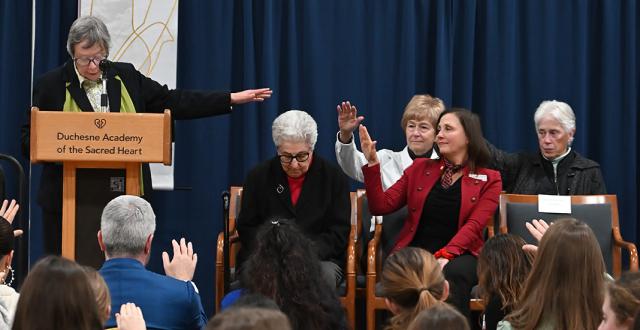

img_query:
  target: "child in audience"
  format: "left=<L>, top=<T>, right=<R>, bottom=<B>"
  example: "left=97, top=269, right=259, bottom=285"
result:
left=499, top=218, right=606, bottom=330
left=239, top=219, right=347, bottom=330
left=408, top=303, right=470, bottom=330
left=207, top=307, right=291, bottom=330
left=477, top=234, right=534, bottom=330
left=599, top=271, right=640, bottom=330
left=381, top=247, right=449, bottom=330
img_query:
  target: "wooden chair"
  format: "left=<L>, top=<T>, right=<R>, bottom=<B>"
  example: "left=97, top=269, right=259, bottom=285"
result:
left=360, top=191, right=495, bottom=330
left=499, top=193, right=638, bottom=277
left=214, top=187, right=360, bottom=329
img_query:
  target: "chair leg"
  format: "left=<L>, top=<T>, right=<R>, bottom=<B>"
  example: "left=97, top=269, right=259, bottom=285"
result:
left=366, top=300, right=376, bottom=330
left=347, top=305, right=355, bottom=330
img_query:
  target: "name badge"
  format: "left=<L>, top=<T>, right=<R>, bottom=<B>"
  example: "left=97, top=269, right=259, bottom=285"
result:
left=469, top=173, right=487, bottom=181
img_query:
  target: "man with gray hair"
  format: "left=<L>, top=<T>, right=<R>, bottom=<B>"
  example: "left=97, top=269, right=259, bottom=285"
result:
left=21, top=15, right=272, bottom=257
left=98, top=195, right=206, bottom=330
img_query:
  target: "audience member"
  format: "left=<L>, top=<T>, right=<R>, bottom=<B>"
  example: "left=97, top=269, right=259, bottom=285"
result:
left=98, top=195, right=205, bottom=329
left=407, top=303, right=470, bottom=330
left=239, top=219, right=348, bottom=330
left=361, top=108, right=501, bottom=317
left=499, top=218, right=606, bottom=329
left=237, top=110, right=351, bottom=288
left=0, top=200, right=19, bottom=328
left=477, top=234, right=534, bottom=330
left=84, top=266, right=112, bottom=325
left=381, top=247, right=449, bottom=330
left=12, top=255, right=103, bottom=330
left=489, top=100, right=606, bottom=195
left=206, top=307, right=291, bottom=330
left=599, top=271, right=640, bottom=330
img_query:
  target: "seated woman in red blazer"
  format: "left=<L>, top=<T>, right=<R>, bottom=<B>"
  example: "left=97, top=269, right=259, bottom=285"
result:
left=360, top=108, right=502, bottom=318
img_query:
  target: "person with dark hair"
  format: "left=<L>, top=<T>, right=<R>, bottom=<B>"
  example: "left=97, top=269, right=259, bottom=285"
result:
left=21, top=15, right=272, bottom=256
left=236, top=110, right=351, bottom=288
left=360, top=108, right=502, bottom=318
left=206, top=307, right=291, bottom=330
left=0, top=200, right=19, bottom=328
left=408, top=304, right=470, bottom=330
left=600, top=271, right=640, bottom=330
left=477, top=234, right=534, bottom=330
left=381, top=247, right=449, bottom=330
left=239, top=219, right=348, bottom=330
left=229, top=293, right=281, bottom=311
left=499, top=218, right=607, bottom=330
left=12, top=255, right=103, bottom=330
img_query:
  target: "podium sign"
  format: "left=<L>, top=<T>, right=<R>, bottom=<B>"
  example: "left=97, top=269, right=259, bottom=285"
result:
left=30, top=108, right=171, bottom=262
left=30, top=110, right=171, bottom=164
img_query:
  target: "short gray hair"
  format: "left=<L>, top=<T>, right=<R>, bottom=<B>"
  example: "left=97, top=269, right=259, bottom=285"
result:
left=100, top=195, right=156, bottom=257
left=271, top=110, right=318, bottom=150
left=67, top=16, right=111, bottom=57
left=534, top=100, right=576, bottom=143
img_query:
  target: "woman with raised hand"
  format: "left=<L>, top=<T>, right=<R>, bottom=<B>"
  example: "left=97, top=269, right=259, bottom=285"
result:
left=361, top=108, right=502, bottom=318
left=499, top=218, right=607, bottom=330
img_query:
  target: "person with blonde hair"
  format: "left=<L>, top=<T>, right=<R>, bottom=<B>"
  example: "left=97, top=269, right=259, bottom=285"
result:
left=336, top=95, right=445, bottom=189
left=499, top=218, right=607, bottom=330
left=408, top=303, right=470, bottom=330
left=381, top=247, right=449, bottom=330
left=599, top=271, right=640, bottom=330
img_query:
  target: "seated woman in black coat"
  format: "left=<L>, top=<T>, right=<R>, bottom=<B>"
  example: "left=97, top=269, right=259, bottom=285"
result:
left=236, top=110, right=351, bottom=288
left=489, top=100, right=606, bottom=195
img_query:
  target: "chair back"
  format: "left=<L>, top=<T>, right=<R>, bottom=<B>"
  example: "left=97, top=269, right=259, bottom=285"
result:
left=358, top=192, right=407, bottom=270
left=500, top=194, right=616, bottom=273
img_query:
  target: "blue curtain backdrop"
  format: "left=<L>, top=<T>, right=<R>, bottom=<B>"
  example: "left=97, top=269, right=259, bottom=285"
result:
left=0, top=0, right=636, bottom=316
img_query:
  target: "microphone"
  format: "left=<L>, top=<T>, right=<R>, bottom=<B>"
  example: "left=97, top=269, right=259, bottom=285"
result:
left=99, top=59, right=112, bottom=72
left=99, top=59, right=111, bottom=112
left=221, top=190, right=231, bottom=293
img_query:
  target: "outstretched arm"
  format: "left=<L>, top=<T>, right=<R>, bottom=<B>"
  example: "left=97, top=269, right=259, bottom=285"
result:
left=230, top=88, right=273, bottom=104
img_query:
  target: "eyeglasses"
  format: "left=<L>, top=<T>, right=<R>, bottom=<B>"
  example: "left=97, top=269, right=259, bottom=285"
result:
left=74, top=55, right=107, bottom=67
left=278, top=152, right=310, bottom=164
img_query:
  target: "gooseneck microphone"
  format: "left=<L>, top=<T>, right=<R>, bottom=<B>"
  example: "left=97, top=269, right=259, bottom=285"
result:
left=99, top=59, right=112, bottom=112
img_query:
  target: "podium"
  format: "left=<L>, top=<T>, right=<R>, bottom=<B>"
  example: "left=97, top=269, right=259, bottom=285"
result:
left=30, top=108, right=171, bottom=263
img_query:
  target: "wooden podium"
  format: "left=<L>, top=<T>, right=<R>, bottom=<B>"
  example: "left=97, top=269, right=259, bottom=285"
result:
left=30, top=108, right=171, bottom=261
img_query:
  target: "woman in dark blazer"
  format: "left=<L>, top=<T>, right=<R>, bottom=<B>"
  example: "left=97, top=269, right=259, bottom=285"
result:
left=360, top=108, right=502, bottom=318
left=236, top=110, right=351, bottom=288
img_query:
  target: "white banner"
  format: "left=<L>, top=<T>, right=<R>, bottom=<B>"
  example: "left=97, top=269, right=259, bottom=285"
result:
left=79, top=0, right=179, bottom=190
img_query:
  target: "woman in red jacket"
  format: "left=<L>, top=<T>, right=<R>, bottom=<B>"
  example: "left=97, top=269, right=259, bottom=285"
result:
left=360, top=108, right=502, bottom=318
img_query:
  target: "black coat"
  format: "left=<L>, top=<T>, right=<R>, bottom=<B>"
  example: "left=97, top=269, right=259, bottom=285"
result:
left=22, top=60, right=231, bottom=211
left=236, top=155, right=351, bottom=266
left=489, top=143, right=606, bottom=195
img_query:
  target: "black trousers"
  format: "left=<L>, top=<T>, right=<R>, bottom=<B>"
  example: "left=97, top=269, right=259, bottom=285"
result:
left=443, top=254, right=478, bottom=319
